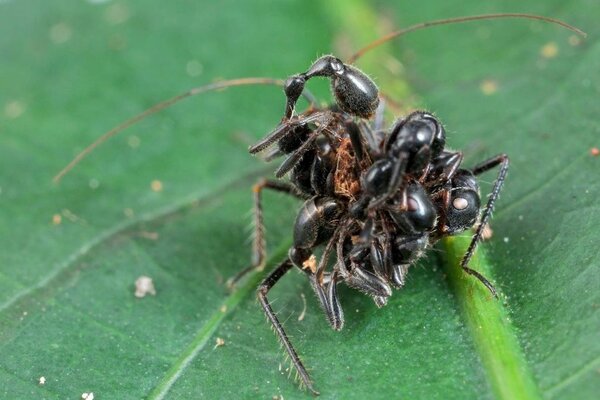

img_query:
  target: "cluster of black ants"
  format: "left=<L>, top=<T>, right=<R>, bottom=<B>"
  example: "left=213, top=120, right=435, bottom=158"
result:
left=54, top=13, right=585, bottom=396
left=244, top=55, right=508, bottom=394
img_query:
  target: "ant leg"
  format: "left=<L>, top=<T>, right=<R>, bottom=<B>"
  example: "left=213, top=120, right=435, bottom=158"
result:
left=336, top=230, right=393, bottom=301
left=373, top=99, right=386, bottom=132
left=368, top=151, right=409, bottom=210
left=226, top=179, right=306, bottom=289
left=310, top=231, right=345, bottom=330
left=460, top=154, right=510, bottom=298
left=346, top=121, right=366, bottom=163
left=249, top=111, right=328, bottom=154
left=358, top=120, right=382, bottom=155
left=257, top=258, right=319, bottom=396
left=309, top=272, right=344, bottom=331
left=275, top=119, right=330, bottom=177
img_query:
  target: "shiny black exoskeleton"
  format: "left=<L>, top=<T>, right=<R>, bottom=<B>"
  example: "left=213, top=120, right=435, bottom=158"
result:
left=50, top=11, right=582, bottom=396
left=244, top=57, right=510, bottom=395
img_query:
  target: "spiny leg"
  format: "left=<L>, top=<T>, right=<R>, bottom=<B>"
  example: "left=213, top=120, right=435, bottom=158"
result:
left=226, top=178, right=306, bottom=289
left=275, top=119, right=330, bottom=178
left=358, top=120, right=382, bottom=156
left=461, top=154, right=510, bottom=297
left=257, top=258, right=319, bottom=396
left=248, top=111, right=329, bottom=154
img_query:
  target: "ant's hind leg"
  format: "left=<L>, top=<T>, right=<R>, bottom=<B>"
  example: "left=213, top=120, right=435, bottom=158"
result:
left=226, top=178, right=306, bottom=290
left=460, top=154, right=510, bottom=298
left=258, top=258, right=319, bottom=396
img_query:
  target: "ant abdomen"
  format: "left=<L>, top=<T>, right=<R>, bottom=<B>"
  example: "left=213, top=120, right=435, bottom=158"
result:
left=329, top=62, right=379, bottom=118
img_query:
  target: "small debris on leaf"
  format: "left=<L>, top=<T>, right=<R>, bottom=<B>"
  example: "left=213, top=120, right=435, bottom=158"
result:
left=214, top=337, right=225, bottom=349
left=302, top=254, right=317, bottom=273
left=479, top=79, right=498, bottom=95
left=52, top=214, right=62, bottom=225
left=38, top=376, right=46, bottom=385
left=81, top=393, right=94, bottom=400
left=540, top=42, right=559, bottom=58
left=151, top=180, right=163, bottom=192
left=569, top=35, right=582, bottom=46
left=134, top=276, right=156, bottom=298
left=4, top=100, right=26, bottom=119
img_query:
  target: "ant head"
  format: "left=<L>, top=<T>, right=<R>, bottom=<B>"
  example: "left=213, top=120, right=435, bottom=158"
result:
left=388, top=182, right=437, bottom=234
left=304, top=55, right=380, bottom=119
left=386, top=112, right=446, bottom=159
left=442, top=170, right=481, bottom=234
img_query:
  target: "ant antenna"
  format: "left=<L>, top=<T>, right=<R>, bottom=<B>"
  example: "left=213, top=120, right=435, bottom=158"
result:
left=53, top=77, right=309, bottom=183
left=348, top=13, right=586, bottom=63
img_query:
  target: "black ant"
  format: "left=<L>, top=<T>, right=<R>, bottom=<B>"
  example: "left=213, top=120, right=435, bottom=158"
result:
left=53, top=13, right=585, bottom=396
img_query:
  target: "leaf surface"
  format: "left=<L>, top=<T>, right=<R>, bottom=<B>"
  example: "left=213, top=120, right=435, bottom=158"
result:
left=0, top=0, right=598, bottom=399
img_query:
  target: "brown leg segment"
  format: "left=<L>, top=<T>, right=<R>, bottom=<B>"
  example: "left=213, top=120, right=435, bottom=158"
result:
left=226, top=178, right=304, bottom=289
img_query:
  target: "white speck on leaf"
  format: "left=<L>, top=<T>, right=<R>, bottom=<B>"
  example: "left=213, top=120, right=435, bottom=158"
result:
left=134, top=276, right=156, bottom=298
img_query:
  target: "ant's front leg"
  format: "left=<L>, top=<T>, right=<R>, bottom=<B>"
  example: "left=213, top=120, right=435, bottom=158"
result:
left=460, top=154, right=510, bottom=298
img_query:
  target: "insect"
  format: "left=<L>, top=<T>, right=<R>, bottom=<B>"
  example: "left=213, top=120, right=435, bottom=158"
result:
left=53, top=13, right=585, bottom=396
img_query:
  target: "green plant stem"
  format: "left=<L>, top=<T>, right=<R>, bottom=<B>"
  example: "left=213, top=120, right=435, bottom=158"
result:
left=147, top=243, right=291, bottom=400
left=442, top=235, right=542, bottom=400
left=324, top=1, right=543, bottom=399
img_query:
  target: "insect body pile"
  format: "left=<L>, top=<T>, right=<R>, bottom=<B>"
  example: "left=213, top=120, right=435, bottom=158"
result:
left=246, top=55, right=508, bottom=394
left=53, top=13, right=585, bottom=397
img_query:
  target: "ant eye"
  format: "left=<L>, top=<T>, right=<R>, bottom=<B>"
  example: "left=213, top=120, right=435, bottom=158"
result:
left=452, top=197, right=469, bottom=210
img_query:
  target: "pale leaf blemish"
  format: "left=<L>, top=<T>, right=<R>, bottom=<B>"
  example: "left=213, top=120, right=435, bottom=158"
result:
left=105, top=3, right=130, bottom=25
left=49, top=22, right=72, bottom=44
left=186, top=60, right=204, bottom=77
left=88, top=178, right=100, bottom=190
left=151, top=180, right=163, bottom=192
left=52, top=214, right=62, bottom=225
left=128, top=135, right=141, bottom=149
left=480, top=80, right=498, bottom=96
left=568, top=35, right=582, bottom=47
left=4, top=100, right=26, bottom=119
left=540, top=42, right=559, bottom=59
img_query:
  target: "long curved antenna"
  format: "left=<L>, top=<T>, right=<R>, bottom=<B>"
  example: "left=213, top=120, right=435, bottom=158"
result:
left=53, top=77, right=307, bottom=183
left=348, top=13, right=586, bottom=64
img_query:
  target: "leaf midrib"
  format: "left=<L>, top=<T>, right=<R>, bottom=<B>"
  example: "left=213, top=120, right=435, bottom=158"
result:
left=324, top=2, right=544, bottom=400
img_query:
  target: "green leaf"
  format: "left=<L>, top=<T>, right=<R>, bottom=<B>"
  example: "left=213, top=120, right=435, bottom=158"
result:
left=1, top=1, right=598, bottom=399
